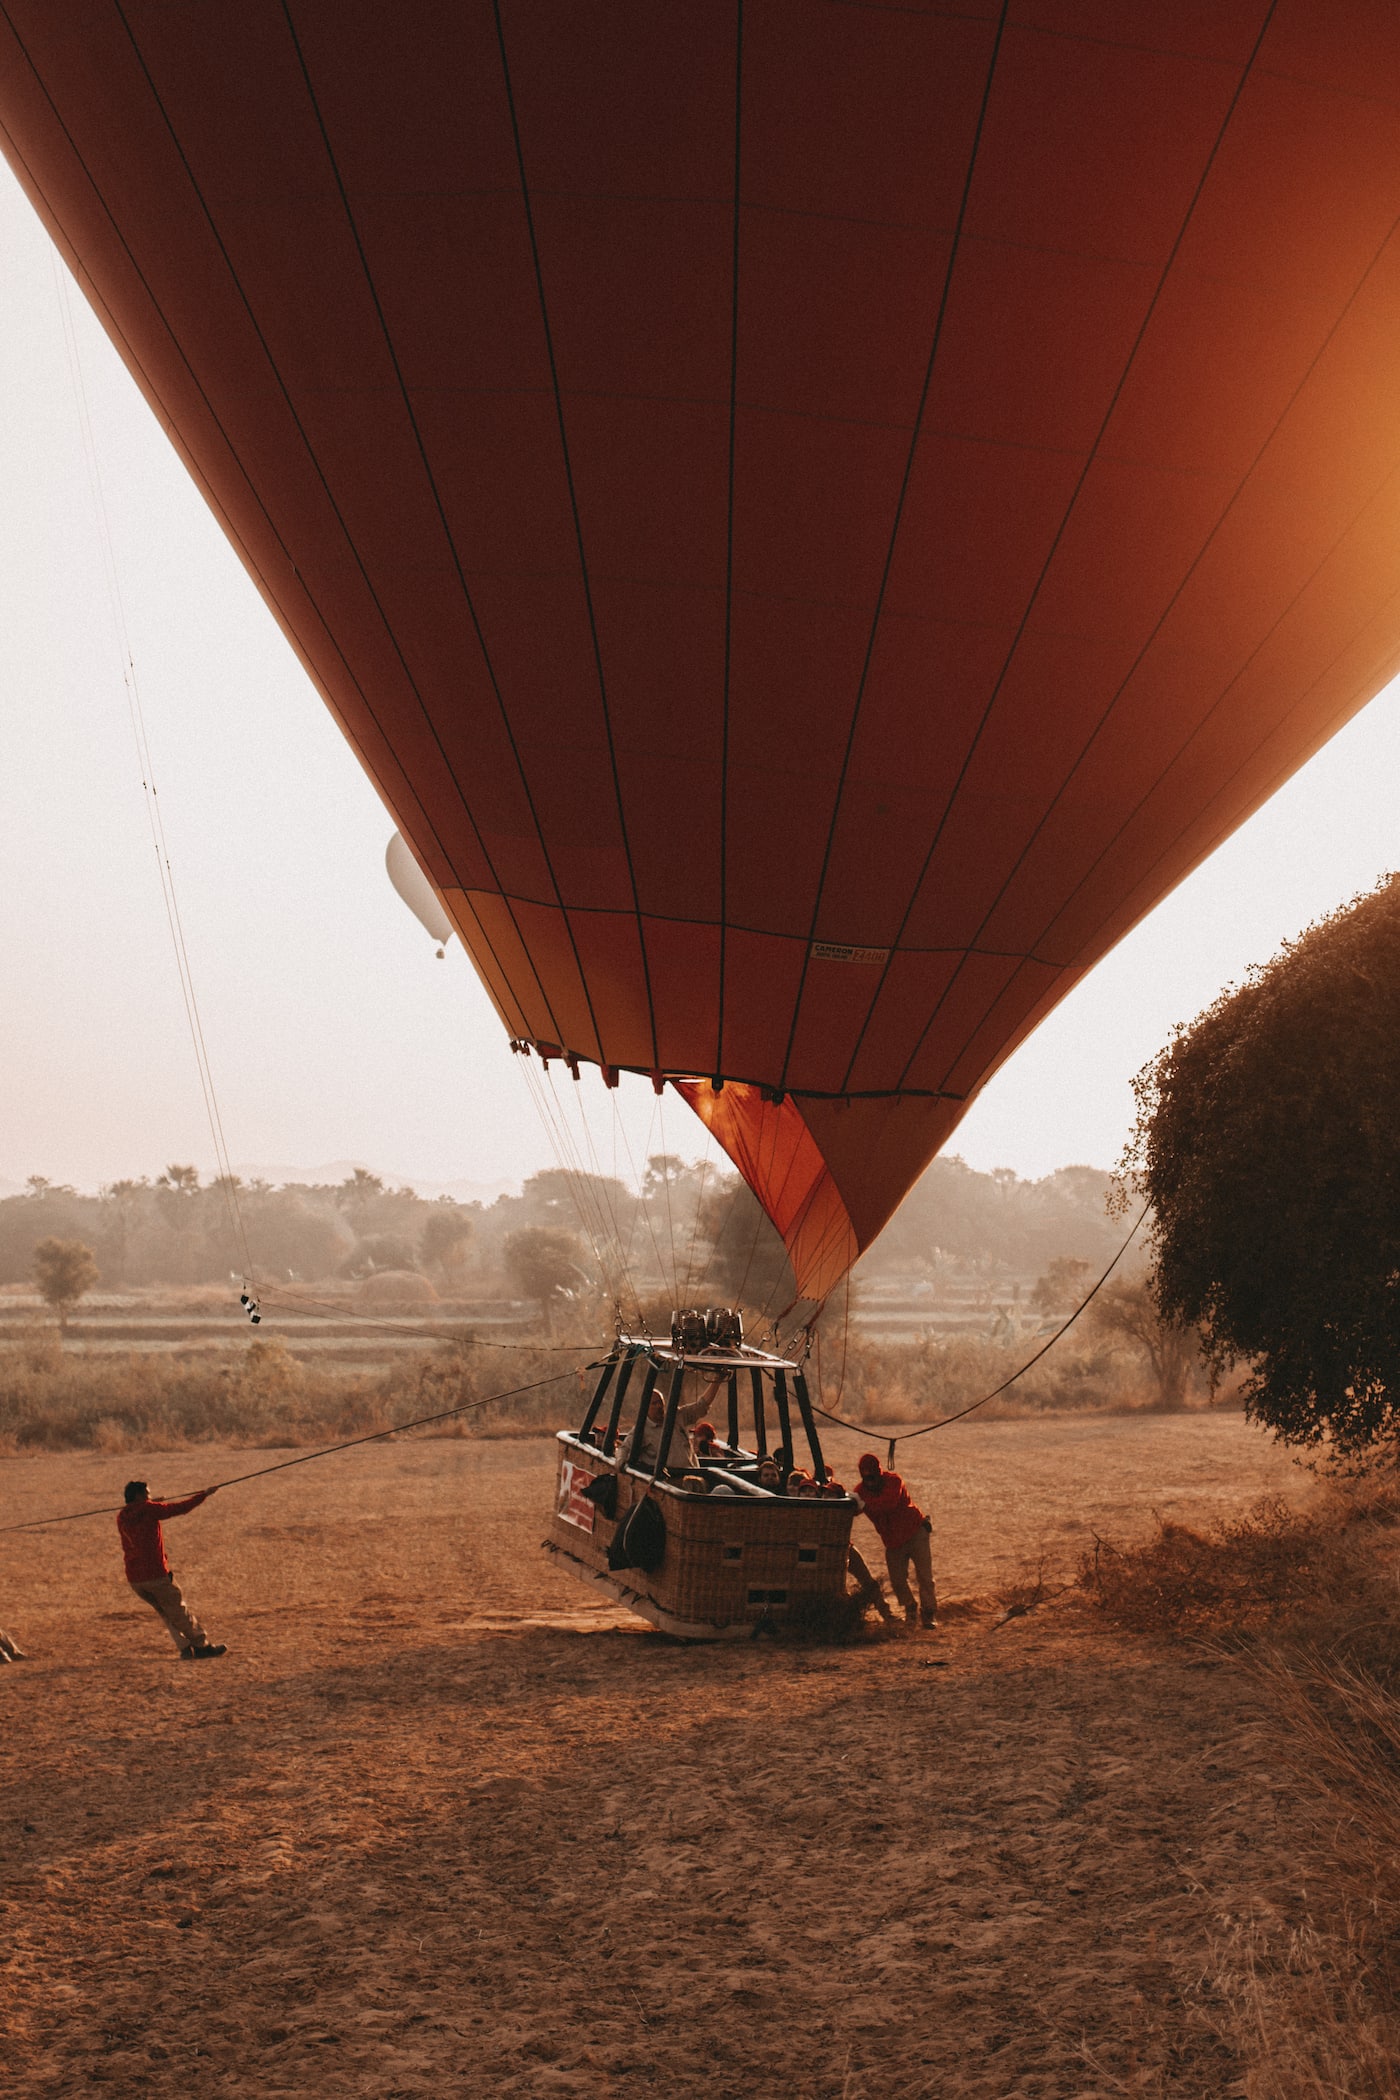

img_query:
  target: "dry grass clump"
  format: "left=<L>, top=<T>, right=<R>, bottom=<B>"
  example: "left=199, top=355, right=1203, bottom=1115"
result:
left=1085, top=1465, right=1400, bottom=2097
left=829, top=1327, right=1207, bottom=1426
left=0, top=1335, right=582, bottom=1453
left=1078, top=1495, right=1326, bottom=1635
left=1208, top=1642, right=1400, bottom=2098
left=1079, top=1478, right=1400, bottom=1639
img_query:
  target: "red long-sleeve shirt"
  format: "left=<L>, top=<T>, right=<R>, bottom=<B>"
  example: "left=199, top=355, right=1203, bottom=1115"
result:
left=117, top=1492, right=208, bottom=1585
left=854, top=1470, right=927, bottom=1552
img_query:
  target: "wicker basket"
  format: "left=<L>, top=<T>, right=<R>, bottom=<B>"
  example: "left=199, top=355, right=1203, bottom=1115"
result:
left=548, top=1433, right=856, bottom=1631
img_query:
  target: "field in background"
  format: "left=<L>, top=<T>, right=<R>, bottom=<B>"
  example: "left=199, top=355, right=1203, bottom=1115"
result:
left=0, top=1283, right=533, bottom=1372
left=0, top=1282, right=1227, bottom=1455
left=2, top=1413, right=1333, bottom=2098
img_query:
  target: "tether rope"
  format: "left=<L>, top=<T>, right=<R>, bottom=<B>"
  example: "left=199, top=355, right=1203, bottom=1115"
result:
left=809, top=1201, right=1151, bottom=1454
left=0, top=1363, right=591, bottom=1536
left=53, top=262, right=256, bottom=1287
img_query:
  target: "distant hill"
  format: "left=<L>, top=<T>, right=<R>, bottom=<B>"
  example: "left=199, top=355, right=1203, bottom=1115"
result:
left=232, top=1162, right=518, bottom=1205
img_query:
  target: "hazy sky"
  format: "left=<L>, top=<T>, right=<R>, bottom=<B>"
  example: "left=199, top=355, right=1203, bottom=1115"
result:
left=4, top=159, right=1400, bottom=1201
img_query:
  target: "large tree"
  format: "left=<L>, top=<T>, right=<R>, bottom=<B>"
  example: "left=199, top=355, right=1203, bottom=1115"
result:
left=1124, top=875, right=1400, bottom=1452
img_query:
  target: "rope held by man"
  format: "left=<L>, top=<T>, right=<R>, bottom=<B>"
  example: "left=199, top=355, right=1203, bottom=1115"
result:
left=0, top=1362, right=595, bottom=1536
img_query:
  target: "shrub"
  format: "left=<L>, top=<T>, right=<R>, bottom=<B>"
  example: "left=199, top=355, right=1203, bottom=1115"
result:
left=1078, top=1496, right=1328, bottom=1635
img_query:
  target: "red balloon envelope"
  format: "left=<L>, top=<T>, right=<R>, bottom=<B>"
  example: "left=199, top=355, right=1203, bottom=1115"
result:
left=6, top=3, right=1400, bottom=1296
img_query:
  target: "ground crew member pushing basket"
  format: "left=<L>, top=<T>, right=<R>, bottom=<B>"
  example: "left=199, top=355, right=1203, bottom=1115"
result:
left=853, top=1453, right=937, bottom=1629
left=118, top=1481, right=226, bottom=1659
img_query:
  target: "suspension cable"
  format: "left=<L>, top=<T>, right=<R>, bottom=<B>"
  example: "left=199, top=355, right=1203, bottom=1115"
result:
left=52, top=261, right=255, bottom=1283
left=808, top=1201, right=1152, bottom=1451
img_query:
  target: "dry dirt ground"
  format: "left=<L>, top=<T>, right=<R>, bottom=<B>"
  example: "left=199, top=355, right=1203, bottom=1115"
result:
left=2, top=1413, right=1311, bottom=2098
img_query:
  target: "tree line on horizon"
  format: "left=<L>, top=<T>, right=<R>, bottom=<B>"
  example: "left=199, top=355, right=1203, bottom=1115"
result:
left=0, top=1151, right=1127, bottom=1310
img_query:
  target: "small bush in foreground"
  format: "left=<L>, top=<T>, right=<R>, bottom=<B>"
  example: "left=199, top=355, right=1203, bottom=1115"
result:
left=1078, top=1496, right=1329, bottom=1635
left=1080, top=1481, right=1400, bottom=1639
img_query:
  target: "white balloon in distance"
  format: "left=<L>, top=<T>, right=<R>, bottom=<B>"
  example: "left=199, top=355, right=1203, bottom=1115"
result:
left=385, top=832, right=453, bottom=957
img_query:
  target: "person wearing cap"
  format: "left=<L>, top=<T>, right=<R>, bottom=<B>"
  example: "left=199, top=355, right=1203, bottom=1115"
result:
left=118, top=1481, right=226, bottom=1660
left=853, top=1453, right=937, bottom=1629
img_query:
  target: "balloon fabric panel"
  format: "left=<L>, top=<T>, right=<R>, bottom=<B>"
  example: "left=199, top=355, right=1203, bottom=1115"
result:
left=6, top=4, right=1400, bottom=1296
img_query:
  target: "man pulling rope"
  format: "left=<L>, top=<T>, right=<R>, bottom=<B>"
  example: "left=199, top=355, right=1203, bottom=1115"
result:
left=118, top=1480, right=227, bottom=1661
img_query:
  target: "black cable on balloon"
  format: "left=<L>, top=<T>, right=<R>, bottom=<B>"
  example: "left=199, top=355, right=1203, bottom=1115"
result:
left=808, top=1201, right=1151, bottom=1455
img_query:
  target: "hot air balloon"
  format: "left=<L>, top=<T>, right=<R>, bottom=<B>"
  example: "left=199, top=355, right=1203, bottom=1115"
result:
left=385, top=830, right=453, bottom=956
left=4, top=1, right=1400, bottom=1319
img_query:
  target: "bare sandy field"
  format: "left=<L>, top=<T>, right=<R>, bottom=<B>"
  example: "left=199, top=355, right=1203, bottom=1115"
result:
left=2, top=1413, right=1311, bottom=2097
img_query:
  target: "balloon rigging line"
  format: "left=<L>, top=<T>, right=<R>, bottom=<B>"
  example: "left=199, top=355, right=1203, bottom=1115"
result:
left=732, top=1182, right=772, bottom=1314
left=807, top=1201, right=1152, bottom=1449
left=656, top=1086, right=681, bottom=1299
left=52, top=263, right=255, bottom=1287
left=520, top=1059, right=609, bottom=1281
left=520, top=1060, right=621, bottom=1310
left=558, top=1066, right=636, bottom=1305
left=518, top=1057, right=647, bottom=1326
left=679, top=1114, right=721, bottom=1309
left=604, top=1082, right=672, bottom=1320
left=3, top=1206, right=1147, bottom=1540
left=551, top=1065, right=645, bottom=1318
left=0, top=1363, right=588, bottom=1537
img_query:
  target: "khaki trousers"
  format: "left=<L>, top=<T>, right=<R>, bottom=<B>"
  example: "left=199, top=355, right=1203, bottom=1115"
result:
left=885, top=1524, right=937, bottom=1620
left=131, top=1575, right=209, bottom=1653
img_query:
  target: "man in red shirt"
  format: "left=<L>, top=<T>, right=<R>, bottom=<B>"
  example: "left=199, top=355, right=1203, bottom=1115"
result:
left=853, top=1453, right=937, bottom=1629
left=118, top=1480, right=226, bottom=1659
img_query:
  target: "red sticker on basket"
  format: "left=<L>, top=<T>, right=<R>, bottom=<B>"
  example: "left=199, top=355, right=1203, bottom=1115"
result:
left=557, top=1459, right=597, bottom=1532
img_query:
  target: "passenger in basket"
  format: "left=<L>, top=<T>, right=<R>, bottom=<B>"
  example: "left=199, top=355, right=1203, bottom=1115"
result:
left=692, top=1420, right=723, bottom=1459
left=852, top=1453, right=937, bottom=1629
left=756, top=1459, right=783, bottom=1493
left=118, top=1481, right=227, bottom=1659
left=626, top=1390, right=700, bottom=1470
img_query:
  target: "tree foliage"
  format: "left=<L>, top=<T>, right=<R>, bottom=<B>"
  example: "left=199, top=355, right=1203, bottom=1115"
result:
left=694, top=1179, right=794, bottom=1316
left=418, top=1203, right=475, bottom=1280
left=1124, top=876, right=1400, bottom=1451
left=31, top=1237, right=99, bottom=1333
left=1086, top=1277, right=1201, bottom=1411
left=1032, top=1256, right=1095, bottom=1317
left=503, top=1226, right=589, bottom=1319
